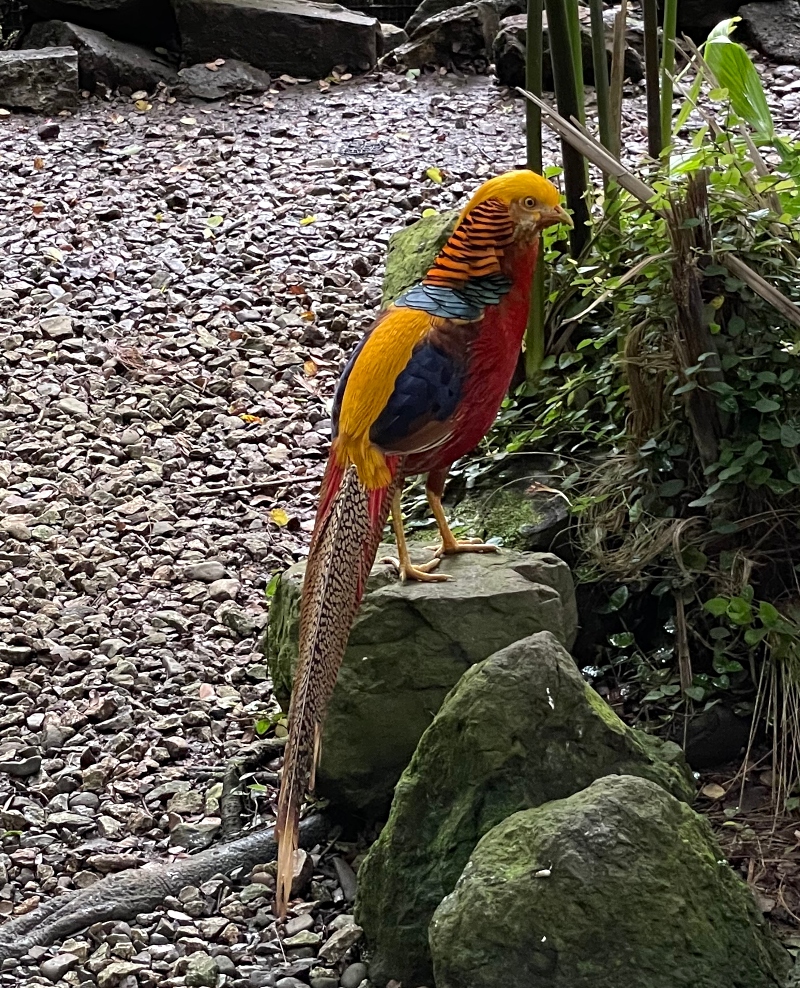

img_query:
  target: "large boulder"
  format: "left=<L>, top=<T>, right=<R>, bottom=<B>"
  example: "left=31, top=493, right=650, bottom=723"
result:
left=493, top=7, right=644, bottom=92
left=265, top=549, right=577, bottom=819
left=23, top=0, right=177, bottom=50
left=430, top=775, right=790, bottom=988
left=19, top=21, right=177, bottom=92
left=405, top=0, right=520, bottom=37
left=738, top=0, right=800, bottom=66
left=177, top=58, right=271, bottom=99
left=355, top=633, right=694, bottom=988
left=0, top=47, right=78, bottom=113
left=392, top=0, right=510, bottom=69
left=381, top=209, right=457, bottom=306
left=173, top=0, right=379, bottom=78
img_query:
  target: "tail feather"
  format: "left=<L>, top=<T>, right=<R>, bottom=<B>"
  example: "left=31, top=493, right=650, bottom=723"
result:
left=275, top=458, right=398, bottom=916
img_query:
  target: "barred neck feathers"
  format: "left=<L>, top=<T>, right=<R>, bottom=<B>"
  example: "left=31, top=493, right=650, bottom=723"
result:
left=423, top=198, right=515, bottom=289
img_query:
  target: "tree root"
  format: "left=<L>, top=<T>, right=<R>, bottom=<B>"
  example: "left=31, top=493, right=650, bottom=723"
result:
left=0, top=813, right=328, bottom=961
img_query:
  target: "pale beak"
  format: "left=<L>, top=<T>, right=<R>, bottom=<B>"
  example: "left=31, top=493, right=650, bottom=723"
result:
left=539, top=204, right=573, bottom=229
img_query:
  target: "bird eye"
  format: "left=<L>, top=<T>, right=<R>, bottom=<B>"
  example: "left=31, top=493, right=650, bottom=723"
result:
left=523, top=196, right=537, bottom=209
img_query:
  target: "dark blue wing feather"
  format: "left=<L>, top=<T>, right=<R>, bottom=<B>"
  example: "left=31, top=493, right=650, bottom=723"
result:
left=394, top=272, right=511, bottom=320
left=369, top=341, right=463, bottom=450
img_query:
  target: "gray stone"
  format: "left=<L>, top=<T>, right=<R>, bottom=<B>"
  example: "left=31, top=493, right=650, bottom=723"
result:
left=430, top=776, right=790, bottom=988
left=266, top=548, right=577, bottom=819
left=184, top=559, right=227, bottom=582
left=0, top=754, right=41, bottom=777
left=739, top=0, right=800, bottom=66
left=40, top=953, right=80, bottom=982
left=355, top=632, right=694, bottom=988
left=207, top=577, right=240, bottom=601
left=25, top=0, right=178, bottom=49
left=404, top=0, right=519, bottom=35
left=57, top=395, right=89, bottom=418
left=394, top=0, right=508, bottom=69
left=493, top=8, right=643, bottom=92
left=185, top=953, right=219, bottom=987
left=173, top=0, right=379, bottom=79
left=0, top=47, right=78, bottom=113
left=340, top=962, right=368, bottom=988
left=19, top=21, right=177, bottom=92
left=39, top=315, right=74, bottom=340
left=379, top=22, right=408, bottom=55
left=177, top=58, right=272, bottom=99
left=169, top=820, right=220, bottom=850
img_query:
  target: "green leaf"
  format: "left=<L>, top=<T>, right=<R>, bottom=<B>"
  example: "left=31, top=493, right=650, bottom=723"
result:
left=726, top=597, right=753, bottom=626
left=265, top=572, right=280, bottom=598
left=788, top=468, right=800, bottom=485
left=643, top=689, right=665, bottom=702
left=744, top=627, right=766, bottom=645
left=206, top=214, right=225, bottom=227
left=759, top=601, right=781, bottom=627
left=754, top=397, right=780, bottom=413
left=658, top=479, right=684, bottom=497
left=598, top=585, right=629, bottom=613
left=684, top=685, right=706, bottom=701
left=704, top=597, right=729, bottom=616
left=703, top=21, right=775, bottom=137
left=255, top=718, right=270, bottom=736
left=609, top=632, right=635, bottom=648
left=781, top=424, right=800, bottom=447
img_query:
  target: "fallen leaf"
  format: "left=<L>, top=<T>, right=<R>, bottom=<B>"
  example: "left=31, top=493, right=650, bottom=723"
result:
left=180, top=116, right=197, bottom=126
left=239, top=414, right=262, bottom=424
left=134, top=100, right=152, bottom=113
left=42, top=246, right=63, bottom=263
left=701, top=783, right=726, bottom=800
left=279, top=74, right=298, bottom=84
left=288, top=284, right=305, bottom=295
left=31, top=202, right=44, bottom=215
left=300, top=311, right=315, bottom=321
left=304, top=359, right=318, bottom=377
left=206, top=214, right=224, bottom=227
left=422, top=207, right=437, bottom=218
left=33, top=157, right=44, bottom=170
left=426, top=166, right=444, bottom=184
left=300, top=216, right=316, bottom=226
left=270, top=508, right=290, bottom=527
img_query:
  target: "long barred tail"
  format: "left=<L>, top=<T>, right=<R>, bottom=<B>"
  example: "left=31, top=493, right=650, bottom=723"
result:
left=275, top=458, right=398, bottom=918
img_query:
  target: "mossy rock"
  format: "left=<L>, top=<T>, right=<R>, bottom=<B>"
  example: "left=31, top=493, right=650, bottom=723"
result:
left=264, top=548, right=576, bottom=820
left=381, top=209, right=458, bottom=307
left=454, top=485, right=570, bottom=553
left=355, top=632, right=695, bottom=988
left=430, top=775, right=790, bottom=988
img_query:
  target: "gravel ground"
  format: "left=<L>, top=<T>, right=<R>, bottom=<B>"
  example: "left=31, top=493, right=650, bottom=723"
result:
left=0, top=55, right=798, bottom=988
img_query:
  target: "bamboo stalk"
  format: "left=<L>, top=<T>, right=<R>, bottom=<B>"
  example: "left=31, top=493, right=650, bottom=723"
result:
left=642, top=0, right=663, bottom=159
left=588, top=0, right=612, bottom=151
left=565, top=0, right=585, bottom=124
left=659, top=0, right=678, bottom=154
left=525, top=0, right=546, bottom=379
left=544, top=0, right=589, bottom=254
left=608, top=0, right=627, bottom=158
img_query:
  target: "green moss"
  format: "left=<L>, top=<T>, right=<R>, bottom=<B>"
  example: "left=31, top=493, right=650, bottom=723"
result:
left=456, top=488, right=547, bottom=550
left=381, top=210, right=458, bottom=307
left=431, top=776, right=790, bottom=988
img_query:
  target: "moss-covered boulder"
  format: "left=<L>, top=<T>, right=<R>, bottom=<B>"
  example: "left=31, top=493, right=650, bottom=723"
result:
left=355, top=632, right=694, bottom=988
left=430, top=775, right=790, bottom=988
left=381, top=209, right=458, bottom=307
left=265, top=547, right=576, bottom=820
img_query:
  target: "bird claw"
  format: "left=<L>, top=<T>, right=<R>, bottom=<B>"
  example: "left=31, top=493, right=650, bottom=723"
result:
left=426, top=539, right=500, bottom=558
left=381, top=555, right=451, bottom=583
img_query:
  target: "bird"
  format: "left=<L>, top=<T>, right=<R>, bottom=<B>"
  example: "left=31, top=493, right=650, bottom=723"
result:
left=274, top=169, right=572, bottom=916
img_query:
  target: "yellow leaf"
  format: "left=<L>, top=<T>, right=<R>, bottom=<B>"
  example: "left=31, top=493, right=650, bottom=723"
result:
left=42, top=246, right=63, bottom=262
left=134, top=100, right=152, bottom=112
left=270, top=508, right=290, bottom=526
left=33, top=157, right=44, bottom=170
left=701, top=783, right=726, bottom=800
left=422, top=207, right=437, bottom=218
left=304, top=359, right=318, bottom=376
left=300, top=215, right=316, bottom=226
left=206, top=214, right=224, bottom=227
left=300, top=311, right=315, bottom=322
left=426, top=167, right=444, bottom=184
left=239, top=413, right=262, bottom=424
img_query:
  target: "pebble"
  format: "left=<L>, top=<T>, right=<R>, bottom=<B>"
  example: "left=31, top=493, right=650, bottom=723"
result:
left=340, top=963, right=368, bottom=988
left=185, top=953, right=220, bottom=987
left=184, top=560, right=228, bottom=583
left=39, top=953, right=80, bottom=982
left=56, top=396, right=89, bottom=418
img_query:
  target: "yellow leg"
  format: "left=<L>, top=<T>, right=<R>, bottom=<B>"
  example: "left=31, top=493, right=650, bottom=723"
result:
left=382, top=489, right=450, bottom=583
left=427, top=489, right=499, bottom=558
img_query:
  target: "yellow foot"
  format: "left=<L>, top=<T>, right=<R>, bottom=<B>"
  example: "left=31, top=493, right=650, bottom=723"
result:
left=381, top=555, right=451, bottom=583
left=427, top=538, right=500, bottom=558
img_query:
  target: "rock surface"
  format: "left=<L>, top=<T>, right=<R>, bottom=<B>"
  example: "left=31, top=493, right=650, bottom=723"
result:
left=739, top=0, right=800, bottom=66
left=381, top=209, right=458, bottom=306
left=394, top=0, right=507, bottom=69
left=174, top=0, right=380, bottom=79
left=493, top=8, right=644, bottom=92
left=19, top=21, right=177, bottom=93
left=177, top=58, right=272, bottom=99
left=405, top=0, right=520, bottom=36
left=356, top=633, right=694, bottom=987
left=0, top=47, right=79, bottom=113
left=380, top=22, right=409, bottom=55
left=266, top=550, right=577, bottom=818
left=25, top=0, right=178, bottom=48
left=430, top=775, right=789, bottom=988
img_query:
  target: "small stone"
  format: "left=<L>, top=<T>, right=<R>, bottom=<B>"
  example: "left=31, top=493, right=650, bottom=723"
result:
left=40, top=315, right=73, bottom=340
left=164, top=736, right=189, bottom=759
left=38, top=121, right=60, bottom=139
left=96, top=960, right=141, bottom=987
left=275, top=979, right=306, bottom=988
left=184, top=560, right=227, bottom=582
left=240, top=882, right=270, bottom=904
left=310, top=979, right=338, bottom=988
left=169, top=821, right=220, bottom=850
left=340, top=962, right=368, bottom=988
left=57, top=396, right=89, bottom=418
left=0, top=754, right=41, bottom=777
left=283, top=930, right=322, bottom=948
left=40, top=953, right=80, bottom=982
left=284, top=914, right=314, bottom=937
left=185, top=952, right=219, bottom=987
left=318, top=924, right=363, bottom=964
left=167, top=789, right=204, bottom=814
left=207, top=577, right=240, bottom=601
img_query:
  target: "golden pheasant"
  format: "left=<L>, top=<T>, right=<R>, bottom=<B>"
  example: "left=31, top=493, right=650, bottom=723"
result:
left=275, top=170, right=571, bottom=915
